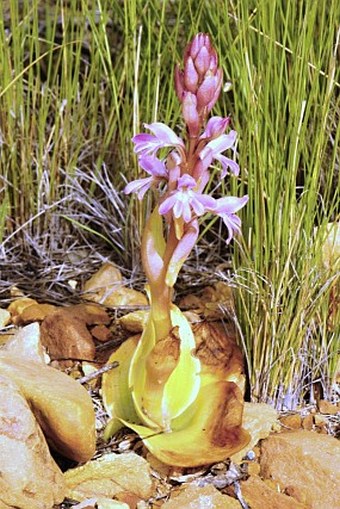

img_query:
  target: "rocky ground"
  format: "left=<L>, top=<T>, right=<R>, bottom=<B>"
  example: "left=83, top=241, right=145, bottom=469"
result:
left=0, top=262, right=339, bottom=509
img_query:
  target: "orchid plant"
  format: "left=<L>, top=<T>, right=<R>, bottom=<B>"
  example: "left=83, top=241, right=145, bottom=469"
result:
left=102, top=33, right=250, bottom=467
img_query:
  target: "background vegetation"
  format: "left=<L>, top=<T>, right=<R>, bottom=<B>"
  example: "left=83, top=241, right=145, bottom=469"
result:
left=0, top=0, right=339, bottom=406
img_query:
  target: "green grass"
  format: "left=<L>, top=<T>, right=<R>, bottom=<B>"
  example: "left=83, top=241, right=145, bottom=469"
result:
left=0, top=0, right=339, bottom=406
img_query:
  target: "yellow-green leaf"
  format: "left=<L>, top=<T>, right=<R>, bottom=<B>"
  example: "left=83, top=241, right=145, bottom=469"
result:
left=129, top=317, right=161, bottom=428
left=122, top=381, right=250, bottom=467
left=102, top=336, right=140, bottom=438
left=161, top=305, right=201, bottom=424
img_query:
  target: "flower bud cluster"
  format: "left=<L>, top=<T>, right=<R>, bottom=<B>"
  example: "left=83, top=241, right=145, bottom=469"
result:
left=125, top=33, right=248, bottom=246
left=174, top=33, right=223, bottom=136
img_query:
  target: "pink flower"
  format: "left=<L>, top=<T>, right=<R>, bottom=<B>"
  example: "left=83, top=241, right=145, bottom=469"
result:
left=132, top=122, right=184, bottom=157
left=199, top=130, right=239, bottom=177
left=159, top=174, right=215, bottom=223
left=212, top=195, right=249, bottom=243
left=200, top=116, right=230, bottom=139
left=124, top=156, right=168, bottom=200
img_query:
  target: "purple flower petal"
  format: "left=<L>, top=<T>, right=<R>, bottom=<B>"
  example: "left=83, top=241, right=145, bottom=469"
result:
left=202, top=131, right=237, bottom=155
left=124, top=176, right=153, bottom=200
left=138, top=155, right=168, bottom=178
left=214, top=195, right=249, bottom=214
left=212, top=195, right=248, bottom=244
left=159, top=194, right=178, bottom=216
left=159, top=175, right=216, bottom=224
left=144, top=122, right=184, bottom=147
left=216, top=155, right=240, bottom=177
left=222, top=214, right=242, bottom=244
left=177, top=174, right=197, bottom=189
left=200, top=116, right=230, bottom=139
left=132, top=123, right=184, bottom=157
left=198, top=130, right=239, bottom=178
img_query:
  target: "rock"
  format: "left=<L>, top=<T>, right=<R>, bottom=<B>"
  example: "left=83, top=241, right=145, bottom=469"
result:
left=0, top=308, right=11, bottom=329
left=7, top=297, right=38, bottom=324
left=240, top=476, right=308, bottom=509
left=119, top=310, right=149, bottom=332
left=40, top=304, right=110, bottom=361
left=83, top=262, right=123, bottom=297
left=301, top=414, right=314, bottom=430
left=161, top=484, right=240, bottom=508
left=318, top=399, right=339, bottom=415
left=119, top=310, right=199, bottom=333
left=99, top=286, right=148, bottom=308
left=314, top=413, right=327, bottom=426
left=247, top=462, right=261, bottom=476
left=83, top=263, right=148, bottom=308
left=179, top=281, right=234, bottom=319
left=0, top=351, right=96, bottom=462
left=72, top=499, right=129, bottom=509
left=3, top=322, right=47, bottom=363
left=260, top=430, right=340, bottom=508
left=64, top=452, right=153, bottom=502
left=0, top=375, right=65, bottom=508
left=41, top=310, right=95, bottom=361
left=18, top=303, right=57, bottom=324
left=66, top=304, right=111, bottom=326
left=91, top=325, right=113, bottom=342
left=231, top=403, right=278, bottom=463
left=279, top=414, right=302, bottom=429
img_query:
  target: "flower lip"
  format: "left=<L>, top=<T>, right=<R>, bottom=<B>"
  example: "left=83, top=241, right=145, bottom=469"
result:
left=132, top=122, right=184, bottom=157
left=211, top=195, right=249, bottom=244
left=199, top=130, right=239, bottom=177
left=177, top=174, right=197, bottom=190
left=138, top=155, right=168, bottom=178
left=158, top=174, right=216, bottom=224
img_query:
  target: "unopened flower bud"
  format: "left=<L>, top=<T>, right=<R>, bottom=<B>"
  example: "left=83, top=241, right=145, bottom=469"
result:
left=195, top=46, right=211, bottom=75
left=175, top=33, right=223, bottom=126
left=182, top=92, right=200, bottom=137
left=206, top=69, right=223, bottom=112
left=197, top=75, right=217, bottom=110
left=184, top=57, right=199, bottom=93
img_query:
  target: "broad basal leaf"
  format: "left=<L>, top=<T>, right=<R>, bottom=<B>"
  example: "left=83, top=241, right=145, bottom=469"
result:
left=102, top=336, right=140, bottom=439
left=122, top=381, right=250, bottom=467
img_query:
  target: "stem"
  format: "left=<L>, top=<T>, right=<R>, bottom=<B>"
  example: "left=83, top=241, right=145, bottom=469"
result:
left=141, top=210, right=179, bottom=340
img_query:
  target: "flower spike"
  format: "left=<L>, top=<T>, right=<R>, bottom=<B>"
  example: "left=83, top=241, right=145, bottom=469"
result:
left=106, top=33, right=250, bottom=468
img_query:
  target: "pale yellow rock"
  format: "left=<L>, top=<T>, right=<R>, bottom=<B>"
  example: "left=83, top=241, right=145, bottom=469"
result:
left=84, top=262, right=123, bottom=299
left=72, top=499, right=129, bottom=509
left=0, top=352, right=96, bottom=462
left=64, top=452, right=154, bottom=501
left=83, top=263, right=148, bottom=308
left=119, top=310, right=149, bottom=332
left=119, top=310, right=199, bottom=333
left=0, top=375, right=65, bottom=509
left=230, top=402, right=278, bottom=463
left=260, top=430, right=340, bottom=509
left=3, top=322, right=47, bottom=363
left=97, top=499, right=130, bottom=509
left=0, top=308, right=11, bottom=329
left=161, top=484, right=240, bottom=509
left=99, top=286, right=148, bottom=308
left=7, top=297, right=37, bottom=323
